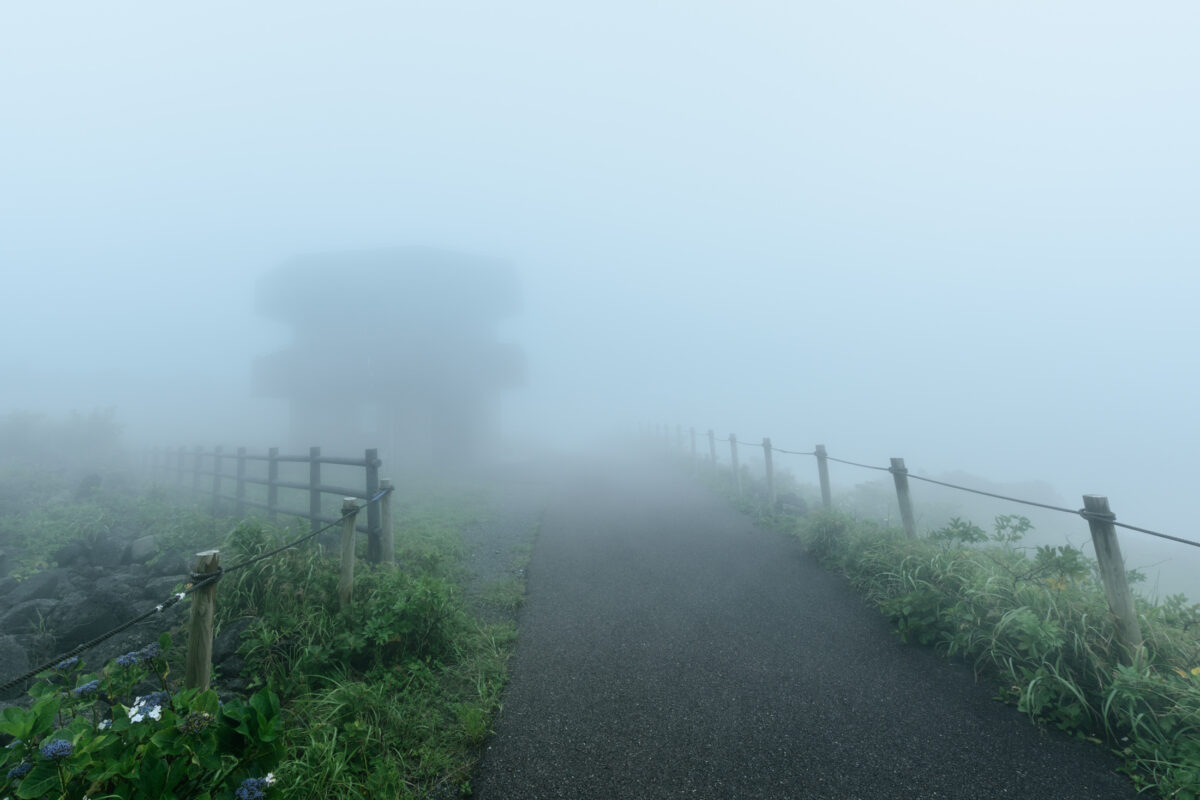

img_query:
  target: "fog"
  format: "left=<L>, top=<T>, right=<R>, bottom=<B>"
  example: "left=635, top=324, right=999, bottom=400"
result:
left=2, top=3, right=1197, bottom=595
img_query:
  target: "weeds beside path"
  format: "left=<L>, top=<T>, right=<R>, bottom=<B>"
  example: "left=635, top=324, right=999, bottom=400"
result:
left=473, top=456, right=1140, bottom=799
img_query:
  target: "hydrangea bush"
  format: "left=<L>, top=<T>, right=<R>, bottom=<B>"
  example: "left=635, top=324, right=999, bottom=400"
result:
left=0, top=633, right=282, bottom=799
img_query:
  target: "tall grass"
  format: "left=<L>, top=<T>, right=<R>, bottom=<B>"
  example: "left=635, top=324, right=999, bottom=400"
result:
left=791, top=509, right=1200, bottom=798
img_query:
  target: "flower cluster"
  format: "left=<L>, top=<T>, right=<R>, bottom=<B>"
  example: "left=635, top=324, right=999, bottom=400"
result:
left=7, top=761, right=32, bottom=780
left=234, top=773, right=277, bottom=800
left=177, top=710, right=215, bottom=736
left=40, top=739, right=74, bottom=761
left=127, top=692, right=170, bottom=724
left=114, top=642, right=162, bottom=668
left=55, top=656, right=80, bottom=671
left=72, top=679, right=101, bottom=697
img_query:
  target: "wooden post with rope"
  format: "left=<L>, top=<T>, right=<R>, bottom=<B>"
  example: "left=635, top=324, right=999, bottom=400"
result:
left=763, top=437, right=775, bottom=508
left=1081, top=495, right=1143, bottom=664
left=815, top=444, right=832, bottom=510
left=890, top=457, right=916, bottom=538
left=185, top=549, right=220, bottom=691
left=339, top=498, right=360, bottom=609
left=729, top=434, right=741, bottom=496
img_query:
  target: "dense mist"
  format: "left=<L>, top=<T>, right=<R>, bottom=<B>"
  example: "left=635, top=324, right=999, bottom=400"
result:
left=2, top=4, right=1197, bottom=595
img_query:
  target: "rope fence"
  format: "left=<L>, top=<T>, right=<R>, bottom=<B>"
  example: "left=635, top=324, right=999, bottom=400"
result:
left=659, top=423, right=1199, bottom=665
left=0, top=467, right=396, bottom=697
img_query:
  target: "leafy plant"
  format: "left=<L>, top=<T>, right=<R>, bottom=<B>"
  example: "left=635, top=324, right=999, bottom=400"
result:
left=0, top=634, right=282, bottom=799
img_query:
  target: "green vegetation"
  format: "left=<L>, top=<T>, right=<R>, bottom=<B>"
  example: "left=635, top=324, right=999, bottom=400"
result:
left=214, top=516, right=518, bottom=798
left=1, top=467, right=532, bottom=799
left=784, top=508, right=1200, bottom=799
left=1, top=635, right=283, bottom=799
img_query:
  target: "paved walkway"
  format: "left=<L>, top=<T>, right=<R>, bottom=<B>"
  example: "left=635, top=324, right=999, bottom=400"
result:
left=474, top=458, right=1138, bottom=799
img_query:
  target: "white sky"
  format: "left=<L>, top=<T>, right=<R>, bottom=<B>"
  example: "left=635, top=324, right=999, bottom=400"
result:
left=2, top=2, right=1197, bottom=590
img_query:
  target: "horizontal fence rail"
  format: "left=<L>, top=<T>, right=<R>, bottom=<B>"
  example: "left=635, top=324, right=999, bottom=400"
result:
left=148, top=445, right=390, bottom=563
left=657, top=422, right=1200, bottom=666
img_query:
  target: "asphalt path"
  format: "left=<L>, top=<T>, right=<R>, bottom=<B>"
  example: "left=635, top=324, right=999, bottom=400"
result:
left=473, top=458, right=1140, bottom=799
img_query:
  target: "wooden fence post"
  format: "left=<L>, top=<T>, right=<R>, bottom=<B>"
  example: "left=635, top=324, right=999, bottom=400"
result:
left=191, top=446, right=202, bottom=495
left=380, top=478, right=395, bottom=566
left=235, top=447, right=247, bottom=517
left=889, top=458, right=916, bottom=538
left=185, top=549, right=220, bottom=691
left=1081, top=495, right=1143, bottom=664
left=763, top=437, right=775, bottom=508
left=815, top=444, right=832, bottom=510
left=729, top=434, right=741, bottom=496
left=309, top=447, right=322, bottom=535
left=267, top=447, right=279, bottom=522
left=339, top=498, right=360, bottom=609
left=365, top=448, right=381, bottom=563
left=210, top=446, right=223, bottom=516
left=708, top=429, right=717, bottom=477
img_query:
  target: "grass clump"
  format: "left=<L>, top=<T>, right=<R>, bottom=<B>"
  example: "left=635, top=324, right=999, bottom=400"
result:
left=790, top=509, right=1200, bottom=798
left=213, top=504, right=522, bottom=799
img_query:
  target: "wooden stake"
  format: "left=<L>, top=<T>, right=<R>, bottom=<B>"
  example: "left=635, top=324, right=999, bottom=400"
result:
left=365, top=449, right=381, bottom=563
left=185, top=550, right=220, bottom=691
left=267, top=447, right=279, bottom=522
left=729, top=434, right=741, bottom=496
left=763, top=437, right=775, bottom=508
left=339, top=498, right=359, bottom=610
left=309, top=447, right=322, bottom=535
left=815, top=444, right=832, bottom=510
left=1081, top=495, right=1143, bottom=664
left=380, top=479, right=395, bottom=566
left=890, top=458, right=916, bottom=538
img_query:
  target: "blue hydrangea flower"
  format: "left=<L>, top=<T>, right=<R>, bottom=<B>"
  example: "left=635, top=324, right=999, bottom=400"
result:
left=138, top=642, right=162, bottom=661
left=55, top=656, right=80, bottom=670
left=39, top=739, right=73, bottom=760
left=72, top=679, right=101, bottom=697
left=7, top=760, right=32, bottom=779
left=234, top=774, right=276, bottom=800
left=115, top=651, right=139, bottom=668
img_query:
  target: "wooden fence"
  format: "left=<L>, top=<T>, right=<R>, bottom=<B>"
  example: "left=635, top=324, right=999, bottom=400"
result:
left=148, top=445, right=392, bottom=563
left=663, top=424, right=1149, bottom=666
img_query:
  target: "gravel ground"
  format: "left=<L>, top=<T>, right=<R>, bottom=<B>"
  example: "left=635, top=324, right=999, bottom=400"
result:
left=471, top=456, right=1141, bottom=800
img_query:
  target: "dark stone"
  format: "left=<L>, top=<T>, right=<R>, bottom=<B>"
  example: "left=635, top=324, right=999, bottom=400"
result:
left=0, top=598, right=58, bottom=636
left=46, top=590, right=136, bottom=654
left=8, top=568, right=73, bottom=603
left=142, top=576, right=186, bottom=602
left=150, top=551, right=189, bottom=579
left=123, top=536, right=158, bottom=565
left=90, top=536, right=124, bottom=568
left=213, top=617, right=255, bottom=666
left=0, top=634, right=30, bottom=700
left=54, top=541, right=90, bottom=569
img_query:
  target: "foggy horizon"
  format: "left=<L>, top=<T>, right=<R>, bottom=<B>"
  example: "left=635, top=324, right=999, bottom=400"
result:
left=2, top=4, right=1197, bottom=594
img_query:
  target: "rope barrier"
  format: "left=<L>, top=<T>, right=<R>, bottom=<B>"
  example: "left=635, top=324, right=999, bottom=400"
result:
left=770, top=446, right=816, bottom=456
left=0, top=487, right=394, bottom=695
left=823, top=454, right=892, bottom=472
left=903, top=472, right=1082, bottom=516
left=691, top=431, right=1200, bottom=550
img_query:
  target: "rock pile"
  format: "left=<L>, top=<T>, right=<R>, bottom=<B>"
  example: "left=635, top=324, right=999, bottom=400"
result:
left=0, top=533, right=240, bottom=701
